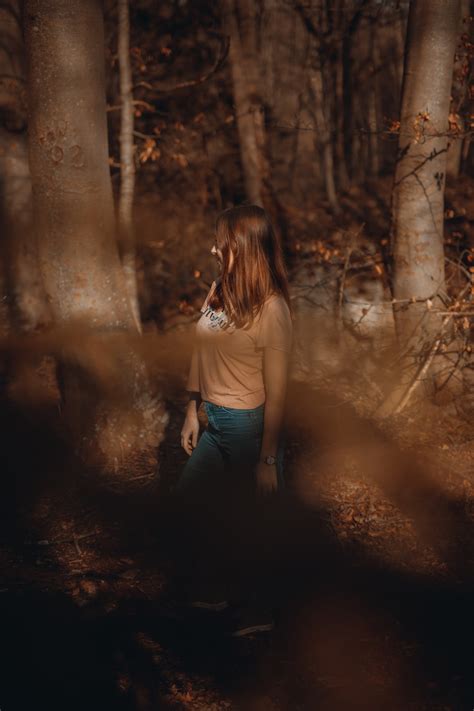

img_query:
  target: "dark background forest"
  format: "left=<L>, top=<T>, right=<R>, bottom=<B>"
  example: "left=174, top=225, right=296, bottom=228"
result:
left=1, top=0, right=474, bottom=709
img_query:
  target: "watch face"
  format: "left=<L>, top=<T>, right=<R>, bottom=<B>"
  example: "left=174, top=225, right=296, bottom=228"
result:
left=265, top=456, right=277, bottom=465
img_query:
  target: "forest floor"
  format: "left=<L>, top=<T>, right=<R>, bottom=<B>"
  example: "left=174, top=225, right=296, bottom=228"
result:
left=1, top=370, right=474, bottom=711
left=2, top=176, right=474, bottom=710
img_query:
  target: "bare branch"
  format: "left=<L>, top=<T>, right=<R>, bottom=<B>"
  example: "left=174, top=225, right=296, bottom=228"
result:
left=134, top=33, right=230, bottom=95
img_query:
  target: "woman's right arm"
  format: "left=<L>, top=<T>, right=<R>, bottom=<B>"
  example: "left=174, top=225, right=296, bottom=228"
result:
left=181, top=281, right=216, bottom=455
left=181, top=348, right=202, bottom=455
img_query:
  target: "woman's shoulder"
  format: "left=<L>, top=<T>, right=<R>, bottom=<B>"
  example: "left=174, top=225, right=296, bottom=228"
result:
left=263, top=291, right=291, bottom=315
left=255, top=291, right=293, bottom=349
left=256, top=291, right=292, bottom=330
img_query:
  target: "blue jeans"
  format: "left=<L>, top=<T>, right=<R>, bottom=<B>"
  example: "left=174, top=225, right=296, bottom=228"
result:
left=176, top=401, right=285, bottom=496
left=173, top=400, right=286, bottom=600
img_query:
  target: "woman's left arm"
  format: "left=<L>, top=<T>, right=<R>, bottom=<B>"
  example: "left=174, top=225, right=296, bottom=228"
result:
left=257, top=347, right=290, bottom=494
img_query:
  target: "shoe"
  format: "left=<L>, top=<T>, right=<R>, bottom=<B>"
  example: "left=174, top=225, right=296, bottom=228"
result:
left=190, top=598, right=229, bottom=611
left=231, top=605, right=274, bottom=637
left=188, top=580, right=230, bottom=611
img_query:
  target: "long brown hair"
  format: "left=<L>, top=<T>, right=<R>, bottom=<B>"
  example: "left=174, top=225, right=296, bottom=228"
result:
left=209, top=205, right=291, bottom=328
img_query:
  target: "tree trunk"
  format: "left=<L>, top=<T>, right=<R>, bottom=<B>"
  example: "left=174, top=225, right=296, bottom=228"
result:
left=261, top=0, right=276, bottom=117
left=0, top=0, right=49, bottom=332
left=446, top=0, right=471, bottom=179
left=0, top=130, right=50, bottom=331
left=342, top=1, right=367, bottom=183
left=289, top=11, right=315, bottom=195
left=302, top=1, right=339, bottom=213
left=335, top=39, right=348, bottom=190
left=393, top=7, right=407, bottom=93
left=117, top=0, right=141, bottom=332
left=261, top=0, right=300, bottom=196
left=222, top=0, right=271, bottom=208
left=24, top=0, right=167, bottom=485
left=368, top=29, right=380, bottom=177
left=308, top=47, right=339, bottom=213
left=379, top=0, right=461, bottom=415
left=392, top=0, right=460, bottom=344
left=309, top=69, right=338, bottom=212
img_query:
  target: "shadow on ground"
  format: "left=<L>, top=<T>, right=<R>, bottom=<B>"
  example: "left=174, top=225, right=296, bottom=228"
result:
left=0, top=381, right=474, bottom=710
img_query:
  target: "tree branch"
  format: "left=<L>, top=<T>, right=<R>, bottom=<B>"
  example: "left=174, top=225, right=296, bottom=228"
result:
left=133, top=33, right=230, bottom=95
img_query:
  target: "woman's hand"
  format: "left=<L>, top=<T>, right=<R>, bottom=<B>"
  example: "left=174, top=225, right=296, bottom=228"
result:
left=257, top=347, right=288, bottom=496
left=256, top=461, right=278, bottom=495
left=181, top=409, right=199, bottom=456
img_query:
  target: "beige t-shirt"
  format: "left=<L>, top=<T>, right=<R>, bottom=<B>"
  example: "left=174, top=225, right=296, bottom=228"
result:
left=186, top=280, right=293, bottom=409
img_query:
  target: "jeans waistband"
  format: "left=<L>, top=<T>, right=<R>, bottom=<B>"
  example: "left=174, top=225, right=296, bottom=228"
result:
left=204, top=400, right=265, bottom=415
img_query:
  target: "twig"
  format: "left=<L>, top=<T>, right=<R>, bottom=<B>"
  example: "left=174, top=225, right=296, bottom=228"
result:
left=72, top=533, right=82, bottom=557
left=133, top=34, right=229, bottom=94
left=437, top=311, right=474, bottom=316
left=353, top=303, right=374, bottom=328
left=106, top=99, right=155, bottom=113
left=435, top=349, right=465, bottom=393
left=294, top=282, right=437, bottom=307
left=338, top=246, right=354, bottom=318
left=26, top=531, right=98, bottom=547
left=393, top=315, right=452, bottom=415
left=126, top=473, right=157, bottom=482
left=445, top=255, right=472, bottom=282
left=63, top=569, right=123, bottom=579
left=293, top=294, right=331, bottom=311
left=392, top=282, right=472, bottom=414
left=133, top=129, right=154, bottom=140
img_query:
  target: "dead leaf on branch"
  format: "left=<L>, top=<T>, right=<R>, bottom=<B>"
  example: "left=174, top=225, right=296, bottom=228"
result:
left=139, top=138, right=160, bottom=163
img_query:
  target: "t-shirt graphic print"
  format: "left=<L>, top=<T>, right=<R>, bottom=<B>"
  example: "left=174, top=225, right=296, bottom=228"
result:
left=200, top=303, right=235, bottom=333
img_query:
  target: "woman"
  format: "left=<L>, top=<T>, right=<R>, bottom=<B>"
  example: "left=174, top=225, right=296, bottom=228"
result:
left=177, top=204, right=293, bottom=633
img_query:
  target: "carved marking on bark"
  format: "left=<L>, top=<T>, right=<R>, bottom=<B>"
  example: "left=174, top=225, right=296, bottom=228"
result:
left=50, top=144, right=63, bottom=163
left=37, top=120, right=85, bottom=169
left=57, top=119, right=67, bottom=136
left=70, top=144, right=84, bottom=168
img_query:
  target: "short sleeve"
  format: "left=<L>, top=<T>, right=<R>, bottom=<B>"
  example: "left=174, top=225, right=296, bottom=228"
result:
left=256, top=295, right=293, bottom=352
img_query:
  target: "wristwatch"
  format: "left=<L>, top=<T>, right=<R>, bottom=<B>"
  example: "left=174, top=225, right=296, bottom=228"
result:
left=262, top=455, right=277, bottom=465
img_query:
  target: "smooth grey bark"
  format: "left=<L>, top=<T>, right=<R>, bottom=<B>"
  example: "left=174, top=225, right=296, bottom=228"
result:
left=25, top=0, right=132, bottom=325
left=379, top=0, right=461, bottom=416
left=391, top=0, right=461, bottom=352
left=117, top=0, right=141, bottom=332
left=24, top=0, right=167, bottom=483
